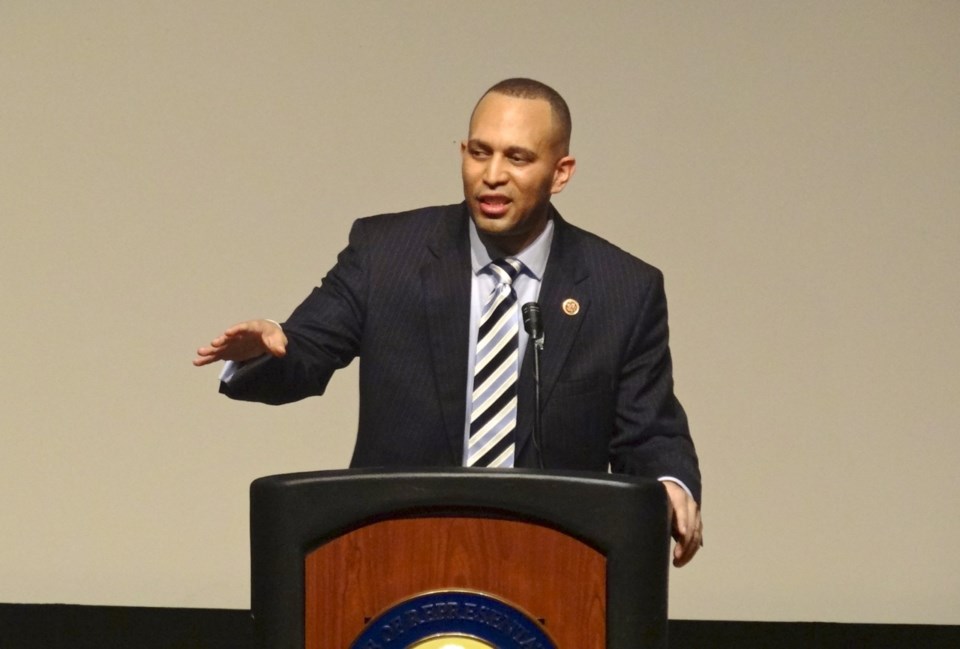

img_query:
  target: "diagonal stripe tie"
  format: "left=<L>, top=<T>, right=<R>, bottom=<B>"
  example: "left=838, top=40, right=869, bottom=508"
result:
left=468, top=257, right=522, bottom=468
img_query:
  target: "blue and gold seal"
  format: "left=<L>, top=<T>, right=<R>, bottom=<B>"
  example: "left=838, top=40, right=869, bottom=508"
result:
left=350, top=590, right=557, bottom=649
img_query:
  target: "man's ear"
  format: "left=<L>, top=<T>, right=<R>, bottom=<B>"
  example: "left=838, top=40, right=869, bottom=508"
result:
left=551, top=155, right=577, bottom=194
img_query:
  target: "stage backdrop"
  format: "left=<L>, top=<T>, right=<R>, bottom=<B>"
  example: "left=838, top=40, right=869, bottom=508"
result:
left=1, top=0, right=957, bottom=625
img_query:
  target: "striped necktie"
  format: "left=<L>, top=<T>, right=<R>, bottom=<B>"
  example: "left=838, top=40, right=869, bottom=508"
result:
left=468, top=257, right=522, bottom=467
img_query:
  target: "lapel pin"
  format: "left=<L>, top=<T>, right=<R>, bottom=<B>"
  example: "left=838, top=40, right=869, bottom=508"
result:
left=562, top=298, right=580, bottom=316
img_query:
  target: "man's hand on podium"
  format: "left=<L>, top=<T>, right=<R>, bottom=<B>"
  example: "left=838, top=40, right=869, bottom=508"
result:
left=663, top=480, right=703, bottom=567
left=193, top=319, right=287, bottom=367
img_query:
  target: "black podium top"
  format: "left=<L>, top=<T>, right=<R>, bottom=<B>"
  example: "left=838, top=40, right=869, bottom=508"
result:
left=250, top=468, right=670, bottom=649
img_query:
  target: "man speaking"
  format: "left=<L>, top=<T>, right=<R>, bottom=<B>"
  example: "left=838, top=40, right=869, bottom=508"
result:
left=194, top=78, right=703, bottom=566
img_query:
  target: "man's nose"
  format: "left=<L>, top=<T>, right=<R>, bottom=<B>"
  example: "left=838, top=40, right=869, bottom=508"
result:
left=482, top=156, right=507, bottom=186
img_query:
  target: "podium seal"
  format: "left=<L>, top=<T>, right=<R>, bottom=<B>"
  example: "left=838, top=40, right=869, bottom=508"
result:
left=350, top=590, right=557, bottom=649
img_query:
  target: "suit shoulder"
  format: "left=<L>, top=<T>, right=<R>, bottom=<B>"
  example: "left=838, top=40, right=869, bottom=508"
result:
left=353, top=203, right=465, bottom=237
left=560, top=219, right=664, bottom=281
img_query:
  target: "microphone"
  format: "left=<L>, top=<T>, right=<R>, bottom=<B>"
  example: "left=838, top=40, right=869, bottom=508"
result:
left=522, top=302, right=544, bottom=351
left=521, top=302, right=545, bottom=469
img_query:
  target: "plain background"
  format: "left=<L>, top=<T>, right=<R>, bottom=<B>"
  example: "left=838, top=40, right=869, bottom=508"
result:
left=2, top=1, right=957, bottom=624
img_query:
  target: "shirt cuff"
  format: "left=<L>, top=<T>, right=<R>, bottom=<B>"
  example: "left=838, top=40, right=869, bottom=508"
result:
left=658, top=476, right=693, bottom=500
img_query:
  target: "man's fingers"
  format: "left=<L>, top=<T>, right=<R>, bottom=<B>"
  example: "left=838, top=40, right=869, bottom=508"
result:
left=193, top=320, right=287, bottom=366
left=192, top=353, right=215, bottom=367
left=673, top=506, right=702, bottom=567
left=223, top=321, right=257, bottom=338
left=661, top=480, right=702, bottom=568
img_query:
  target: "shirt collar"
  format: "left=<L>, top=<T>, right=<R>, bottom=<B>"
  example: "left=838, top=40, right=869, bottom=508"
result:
left=469, top=217, right=554, bottom=281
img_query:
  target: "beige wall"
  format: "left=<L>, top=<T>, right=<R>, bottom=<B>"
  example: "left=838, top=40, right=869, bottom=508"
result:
left=2, top=1, right=957, bottom=623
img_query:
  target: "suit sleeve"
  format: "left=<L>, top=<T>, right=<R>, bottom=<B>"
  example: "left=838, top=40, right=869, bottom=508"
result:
left=219, top=220, right=369, bottom=405
left=609, top=270, right=702, bottom=503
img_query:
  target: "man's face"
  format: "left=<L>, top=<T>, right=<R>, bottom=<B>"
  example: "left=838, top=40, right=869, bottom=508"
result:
left=461, top=92, right=575, bottom=254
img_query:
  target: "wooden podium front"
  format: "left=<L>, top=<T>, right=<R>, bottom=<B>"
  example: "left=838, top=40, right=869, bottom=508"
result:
left=305, top=517, right=605, bottom=647
left=251, top=469, right=670, bottom=649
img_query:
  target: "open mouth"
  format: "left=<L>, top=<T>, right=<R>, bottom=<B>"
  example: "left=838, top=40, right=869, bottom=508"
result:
left=478, top=195, right=511, bottom=216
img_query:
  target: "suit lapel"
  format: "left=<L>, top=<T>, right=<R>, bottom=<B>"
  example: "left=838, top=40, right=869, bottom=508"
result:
left=421, top=204, right=473, bottom=464
left=516, top=212, right=590, bottom=463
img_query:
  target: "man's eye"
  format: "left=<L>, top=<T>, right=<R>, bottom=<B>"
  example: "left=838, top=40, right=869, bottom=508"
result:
left=470, top=149, right=489, bottom=159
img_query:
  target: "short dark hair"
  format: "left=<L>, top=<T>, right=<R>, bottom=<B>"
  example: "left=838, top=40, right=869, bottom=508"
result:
left=477, top=77, right=572, bottom=152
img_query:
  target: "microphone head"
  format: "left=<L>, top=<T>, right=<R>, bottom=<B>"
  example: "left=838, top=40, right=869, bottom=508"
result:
left=521, top=302, right=543, bottom=339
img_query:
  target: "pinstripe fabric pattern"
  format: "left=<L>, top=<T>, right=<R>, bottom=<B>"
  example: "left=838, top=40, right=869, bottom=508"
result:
left=467, top=258, right=522, bottom=467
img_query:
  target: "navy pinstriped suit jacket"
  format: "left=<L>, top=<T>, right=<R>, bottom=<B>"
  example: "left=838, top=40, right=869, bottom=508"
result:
left=221, top=202, right=701, bottom=502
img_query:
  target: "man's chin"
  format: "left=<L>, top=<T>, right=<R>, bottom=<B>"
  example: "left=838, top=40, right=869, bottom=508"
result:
left=474, top=221, right=523, bottom=248
left=469, top=209, right=511, bottom=235
left=472, top=218, right=545, bottom=257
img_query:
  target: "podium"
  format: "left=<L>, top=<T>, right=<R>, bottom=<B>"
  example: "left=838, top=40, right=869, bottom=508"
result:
left=250, top=469, right=670, bottom=649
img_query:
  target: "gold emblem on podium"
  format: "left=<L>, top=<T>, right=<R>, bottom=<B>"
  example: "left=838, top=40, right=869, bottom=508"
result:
left=408, top=635, right=495, bottom=648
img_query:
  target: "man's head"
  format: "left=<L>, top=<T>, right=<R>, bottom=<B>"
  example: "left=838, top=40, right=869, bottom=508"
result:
left=461, top=78, right=576, bottom=255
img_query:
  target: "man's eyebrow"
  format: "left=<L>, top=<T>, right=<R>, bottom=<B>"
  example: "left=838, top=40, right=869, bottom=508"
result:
left=465, top=140, right=537, bottom=160
left=504, top=145, right=537, bottom=159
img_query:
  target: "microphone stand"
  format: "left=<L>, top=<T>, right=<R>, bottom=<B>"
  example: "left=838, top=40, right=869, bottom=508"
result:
left=531, top=332, right=544, bottom=469
left=522, top=302, right=545, bottom=469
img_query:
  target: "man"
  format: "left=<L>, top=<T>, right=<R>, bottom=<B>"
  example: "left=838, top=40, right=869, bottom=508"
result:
left=194, top=78, right=703, bottom=566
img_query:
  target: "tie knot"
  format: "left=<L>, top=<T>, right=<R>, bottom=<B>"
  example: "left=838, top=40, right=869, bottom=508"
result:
left=489, top=258, right=522, bottom=286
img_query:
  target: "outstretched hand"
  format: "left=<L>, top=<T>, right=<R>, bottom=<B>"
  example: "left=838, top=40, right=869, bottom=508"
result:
left=663, top=480, right=703, bottom=567
left=193, top=319, right=288, bottom=367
